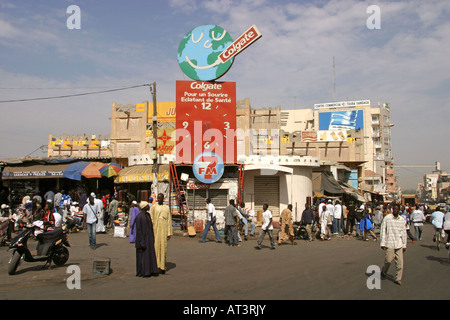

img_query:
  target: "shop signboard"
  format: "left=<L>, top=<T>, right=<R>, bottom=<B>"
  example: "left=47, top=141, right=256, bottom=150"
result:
left=314, top=100, right=371, bottom=110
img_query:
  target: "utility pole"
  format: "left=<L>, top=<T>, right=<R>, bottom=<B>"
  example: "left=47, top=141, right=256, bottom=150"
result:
left=333, top=56, right=336, bottom=101
left=150, top=82, right=159, bottom=194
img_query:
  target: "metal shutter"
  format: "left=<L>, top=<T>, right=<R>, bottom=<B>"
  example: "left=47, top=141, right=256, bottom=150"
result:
left=188, top=189, right=228, bottom=209
left=254, top=176, right=280, bottom=216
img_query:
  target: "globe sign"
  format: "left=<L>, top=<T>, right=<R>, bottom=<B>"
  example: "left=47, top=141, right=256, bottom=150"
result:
left=177, top=25, right=234, bottom=81
left=193, top=152, right=225, bottom=184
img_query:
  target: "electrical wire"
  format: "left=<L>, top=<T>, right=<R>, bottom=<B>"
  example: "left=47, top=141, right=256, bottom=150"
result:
left=0, top=84, right=151, bottom=103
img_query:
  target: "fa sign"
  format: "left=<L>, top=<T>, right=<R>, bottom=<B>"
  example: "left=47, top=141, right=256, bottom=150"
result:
left=193, top=152, right=224, bottom=184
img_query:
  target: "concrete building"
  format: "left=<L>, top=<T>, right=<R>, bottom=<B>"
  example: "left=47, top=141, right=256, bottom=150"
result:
left=280, top=100, right=398, bottom=199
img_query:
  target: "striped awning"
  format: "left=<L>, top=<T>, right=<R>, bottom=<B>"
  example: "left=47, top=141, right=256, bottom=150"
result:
left=114, top=164, right=170, bottom=183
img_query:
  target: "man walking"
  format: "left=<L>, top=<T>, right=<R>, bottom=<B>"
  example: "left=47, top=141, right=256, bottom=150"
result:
left=256, top=204, right=275, bottom=250
left=224, top=199, right=239, bottom=247
left=201, top=198, right=222, bottom=243
left=380, top=203, right=407, bottom=285
left=278, top=204, right=295, bottom=245
left=82, top=195, right=99, bottom=250
left=150, top=193, right=173, bottom=274
left=301, top=203, right=315, bottom=241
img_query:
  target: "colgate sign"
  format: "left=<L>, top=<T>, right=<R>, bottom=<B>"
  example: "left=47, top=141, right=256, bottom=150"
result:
left=218, top=25, right=262, bottom=63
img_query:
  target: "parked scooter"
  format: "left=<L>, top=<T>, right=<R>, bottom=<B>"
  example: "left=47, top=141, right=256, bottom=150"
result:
left=8, top=222, right=70, bottom=275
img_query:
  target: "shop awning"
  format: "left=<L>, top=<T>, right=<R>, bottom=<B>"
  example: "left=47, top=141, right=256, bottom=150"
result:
left=2, top=163, right=71, bottom=180
left=340, top=182, right=366, bottom=202
left=115, top=164, right=170, bottom=183
left=312, top=171, right=345, bottom=195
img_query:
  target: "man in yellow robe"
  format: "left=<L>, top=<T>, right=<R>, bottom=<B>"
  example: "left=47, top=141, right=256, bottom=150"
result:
left=150, top=193, right=173, bottom=274
left=278, top=204, right=296, bottom=245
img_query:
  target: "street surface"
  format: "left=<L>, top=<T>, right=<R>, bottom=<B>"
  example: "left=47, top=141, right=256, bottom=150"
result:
left=0, top=223, right=448, bottom=302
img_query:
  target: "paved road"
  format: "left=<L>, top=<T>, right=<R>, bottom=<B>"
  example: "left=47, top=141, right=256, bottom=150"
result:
left=0, top=224, right=448, bottom=301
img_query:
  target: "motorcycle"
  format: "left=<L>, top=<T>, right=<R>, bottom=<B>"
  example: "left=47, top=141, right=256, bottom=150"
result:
left=8, top=222, right=70, bottom=275
left=277, top=222, right=310, bottom=241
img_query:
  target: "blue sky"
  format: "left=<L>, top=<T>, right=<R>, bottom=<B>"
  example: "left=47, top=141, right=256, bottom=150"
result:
left=0, top=0, right=449, bottom=190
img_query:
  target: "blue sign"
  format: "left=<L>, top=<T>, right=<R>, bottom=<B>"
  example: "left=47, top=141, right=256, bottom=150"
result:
left=193, top=152, right=225, bottom=184
left=319, top=110, right=364, bottom=131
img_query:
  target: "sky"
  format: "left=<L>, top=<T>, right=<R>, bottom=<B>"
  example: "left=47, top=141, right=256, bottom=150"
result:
left=0, top=0, right=449, bottom=191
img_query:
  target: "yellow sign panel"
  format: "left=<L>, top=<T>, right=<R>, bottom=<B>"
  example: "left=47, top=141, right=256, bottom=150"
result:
left=148, top=101, right=176, bottom=123
left=136, top=103, right=146, bottom=112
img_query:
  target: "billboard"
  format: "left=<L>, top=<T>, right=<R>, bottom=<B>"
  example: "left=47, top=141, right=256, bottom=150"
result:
left=319, top=110, right=364, bottom=131
left=175, top=80, right=236, bottom=164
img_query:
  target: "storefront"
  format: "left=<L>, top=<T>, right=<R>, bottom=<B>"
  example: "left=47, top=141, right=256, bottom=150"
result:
left=1, top=161, right=75, bottom=203
left=114, top=164, right=170, bottom=203
left=242, top=155, right=320, bottom=222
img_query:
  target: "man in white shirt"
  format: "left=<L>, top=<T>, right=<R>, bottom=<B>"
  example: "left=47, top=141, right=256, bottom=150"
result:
left=410, top=205, right=425, bottom=240
left=256, top=204, right=275, bottom=250
left=380, top=203, right=407, bottom=285
left=200, top=198, right=222, bottom=243
left=82, top=195, right=99, bottom=249
left=333, top=200, right=342, bottom=234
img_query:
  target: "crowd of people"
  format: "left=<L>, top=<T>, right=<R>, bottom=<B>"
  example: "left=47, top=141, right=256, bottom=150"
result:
left=1, top=186, right=449, bottom=283
left=0, top=187, right=174, bottom=279
left=197, top=196, right=450, bottom=249
left=0, top=188, right=127, bottom=240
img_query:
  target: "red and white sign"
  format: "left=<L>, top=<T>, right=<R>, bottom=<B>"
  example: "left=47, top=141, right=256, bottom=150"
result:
left=218, top=24, right=262, bottom=63
left=176, top=80, right=237, bottom=164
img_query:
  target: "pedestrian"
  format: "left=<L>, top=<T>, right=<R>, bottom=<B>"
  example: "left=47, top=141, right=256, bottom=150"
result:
left=224, top=199, right=239, bottom=247
left=53, top=189, right=62, bottom=213
left=380, top=203, right=407, bottom=285
left=319, top=202, right=331, bottom=240
left=150, top=193, right=173, bottom=274
left=300, top=203, right=315, bottom=241
left=373, top=206, right=384, bottom=228
left=107, top=196, right=119, bottom=229
left=201, top=198, right=223, bottom=243
left=278, top=204, right=296, bottom=245
left=430, top=206, right=444, bottom=243
left=410, top=205, right=425, bottom=240
left=135, top=201, right=159, bottom=278
left=326, top=200, right=335, bottom=233
left=355, top=205, right=364, bottom=238
left=94, top=194, right=105, bottom=234
left=360, top=211, right=377, bottom=241
left=82, top=195, right=99, bottom=250
left=43, top=189, right=55, bottom=205
left=256, top=204, right=275, bottom=250
left=346, top=202, right=356, bottom=236
left=128, top=201, right=139, bottom=243
left=401, top=206, right=415, bottom=243
left=237, top=202, right=255, bottom=240
left=333, top=200, right=342, bottom=235
left=444, top=208, right=450, bottom=246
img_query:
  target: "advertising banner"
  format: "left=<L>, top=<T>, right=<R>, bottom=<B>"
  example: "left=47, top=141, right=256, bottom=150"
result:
left=319, top=110, right=364, bottom=131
